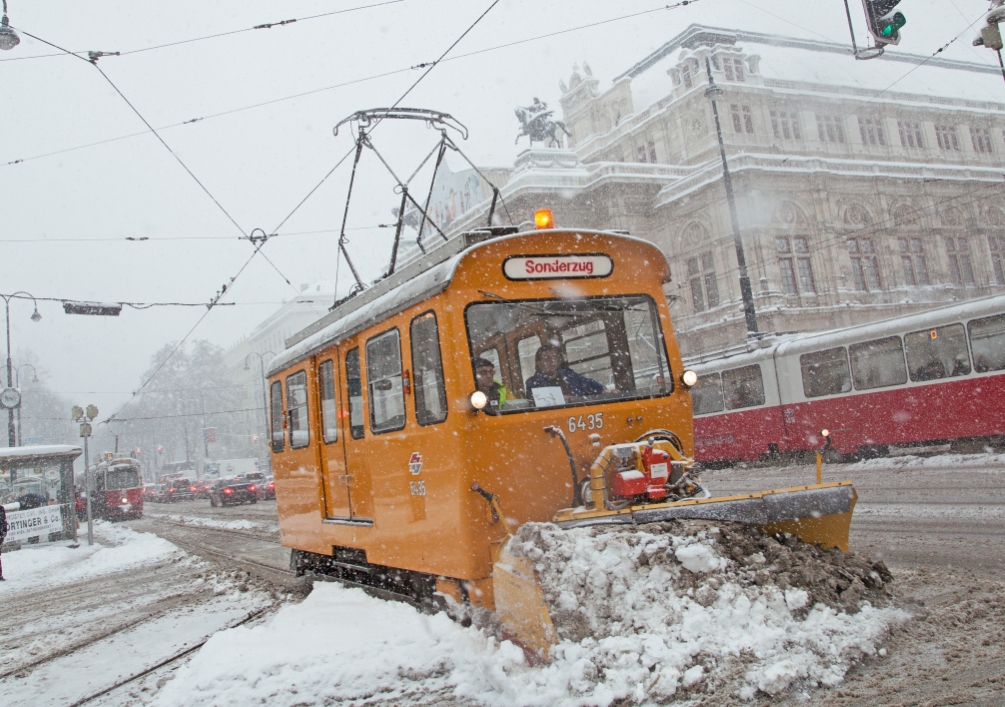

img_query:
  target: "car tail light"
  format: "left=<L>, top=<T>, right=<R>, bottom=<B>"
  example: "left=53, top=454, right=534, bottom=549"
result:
left=190, top=486, right=198, bottom=492
left=223, top=488, right=233, bottom=494
left=248, top=485, right=257, bottom=492
left=268, top=482, right=275, bottom=489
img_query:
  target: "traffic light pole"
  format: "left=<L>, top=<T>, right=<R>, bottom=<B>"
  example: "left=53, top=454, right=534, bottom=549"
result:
left=705, top=58, right=758, bottom=336
left=83, top=426, right=93, bottom=546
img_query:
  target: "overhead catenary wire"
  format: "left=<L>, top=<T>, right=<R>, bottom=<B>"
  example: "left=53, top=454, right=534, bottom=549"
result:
left=0, top=0, right=405, bottom=63
left=3, top=1, right=703, bottom=169
left=99, top=0, right=504, bottom=426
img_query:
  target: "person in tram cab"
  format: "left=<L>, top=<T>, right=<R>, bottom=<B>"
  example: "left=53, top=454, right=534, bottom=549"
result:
left=525, top=344, right=606, bottom=402
left=473, top=357, right=508, bottom=409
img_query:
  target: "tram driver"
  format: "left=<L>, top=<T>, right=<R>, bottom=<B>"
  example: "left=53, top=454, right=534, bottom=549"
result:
left=473, top=357, right=508, bottom=409
left=525, top=344, right=607, bottom=405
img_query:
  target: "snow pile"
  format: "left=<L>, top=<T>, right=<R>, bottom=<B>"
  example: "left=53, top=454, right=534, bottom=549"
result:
left=151, top=521, right=906, bottom=706
left=0, top=522, right=182, bottom=593
left=165, top=513, right=276, bottom=532
left=503, top=521, right=906, bottom=701
left=850, top=451, right=1005, bottom=470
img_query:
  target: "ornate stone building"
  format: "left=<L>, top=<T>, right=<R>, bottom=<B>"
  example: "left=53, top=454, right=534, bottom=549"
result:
left=446, top=25, right=1005, bottom=356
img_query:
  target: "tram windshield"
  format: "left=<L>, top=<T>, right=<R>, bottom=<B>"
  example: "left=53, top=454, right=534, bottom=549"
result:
left=465, top=294, right=671, bottom=412
left=105, top=467, right=141, bottom=490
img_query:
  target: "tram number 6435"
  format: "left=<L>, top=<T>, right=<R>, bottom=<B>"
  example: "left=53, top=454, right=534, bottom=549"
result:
left=568, top=412, right=603, bottom=434
left=409, top=480, right=426, bottom=497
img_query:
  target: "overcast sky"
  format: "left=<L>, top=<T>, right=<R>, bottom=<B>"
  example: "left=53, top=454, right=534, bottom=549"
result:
left=0, top=0, right=993, bottom=419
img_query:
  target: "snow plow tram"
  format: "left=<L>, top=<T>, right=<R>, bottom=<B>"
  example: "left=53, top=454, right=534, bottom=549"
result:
left=267, top=221, right=857, bottom=657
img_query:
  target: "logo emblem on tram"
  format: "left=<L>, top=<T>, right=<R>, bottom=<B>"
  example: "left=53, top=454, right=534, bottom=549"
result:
left=409, top=452, right=423, bottom=475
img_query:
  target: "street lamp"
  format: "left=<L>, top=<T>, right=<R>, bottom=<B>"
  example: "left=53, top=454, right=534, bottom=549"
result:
left=0, top=292, right=41, bottom=447
left=245, top=351, right=275, bottom=456
left=704, top=57, right=758, bottom=336
left=14, top=363, right=37, bottom=447
left=0, top=0, right=20, bottom=51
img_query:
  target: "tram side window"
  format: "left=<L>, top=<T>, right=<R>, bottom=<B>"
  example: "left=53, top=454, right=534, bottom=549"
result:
left=849, top=336, right=908, bottom=390
left=345, top=348, right=365, bottom=440
left=905, top=324, right=971, bottom=381
left=318, top=360, right=338, bottom=444
left=969, top=314, right=1005, bottom=372
left=411, top=312, right=448, bottom=425
left=722, top=365, right=765, bottom=409
left=690, top=372, right=724, bottom=415
left=270, top=381, right=285, bottom=452
left=800, top=347, right=852, bottom=398
left=366, top=329, right=406, bottom=433
left=286, top=371, right=310, bottom=449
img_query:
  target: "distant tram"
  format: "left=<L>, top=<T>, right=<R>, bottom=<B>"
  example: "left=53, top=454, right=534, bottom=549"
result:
left=78, top=455, right=144, bottom=520
left=688, top=294, right=1005, bottom=463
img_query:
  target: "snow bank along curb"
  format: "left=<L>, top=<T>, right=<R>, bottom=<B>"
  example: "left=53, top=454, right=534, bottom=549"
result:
left=0, top=522, right=184, bottom=593
left=151, top=520, right=907, bottom=706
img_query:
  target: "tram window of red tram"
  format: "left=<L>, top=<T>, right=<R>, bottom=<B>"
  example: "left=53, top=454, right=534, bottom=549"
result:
left=969, top=314, right=1005, bottom=373
left=722, top=365, right=765, bottom=409
left=800, top=347, right=852, bottom=398
left=690, top=372, right=724, bottom=415
left=905, top=324, right=970, bottom=382
left=849, top=336, right=908, bottom=390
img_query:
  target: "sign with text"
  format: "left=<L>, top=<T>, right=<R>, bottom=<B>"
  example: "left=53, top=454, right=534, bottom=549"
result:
left=6, top=504, right=63, bottom=542
left=503, top=254, right=613, bottom=280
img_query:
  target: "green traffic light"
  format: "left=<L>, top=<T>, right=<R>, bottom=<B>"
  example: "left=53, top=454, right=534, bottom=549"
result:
left=880, top=11, right=906, bottom=37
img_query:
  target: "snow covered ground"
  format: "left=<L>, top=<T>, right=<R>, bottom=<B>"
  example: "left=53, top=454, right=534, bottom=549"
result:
left=149, top=523, right=905, bottom=707
left=163, top=513, right=279, bottom=533
left=0, top=522, right=273, bottom=707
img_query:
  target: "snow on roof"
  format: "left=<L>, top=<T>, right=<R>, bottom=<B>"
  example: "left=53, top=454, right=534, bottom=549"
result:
left=688, top=293, right=1005, bottom=370
left=623, top=25, right=1003, bottom=117
left=0, top=445, right=83, bottom=463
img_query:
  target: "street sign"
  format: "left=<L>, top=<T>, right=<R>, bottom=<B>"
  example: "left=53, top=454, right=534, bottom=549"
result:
left=79, top=422, right=92, bottom=438
left=204, top=427, right=217, bottom=444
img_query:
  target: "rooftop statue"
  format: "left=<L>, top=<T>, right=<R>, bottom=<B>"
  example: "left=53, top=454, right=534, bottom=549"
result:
left=515, top=97, right=572, bottom=148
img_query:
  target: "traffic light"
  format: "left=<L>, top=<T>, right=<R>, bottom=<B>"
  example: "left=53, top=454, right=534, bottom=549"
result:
left=862, top=0, right=906, bottom=46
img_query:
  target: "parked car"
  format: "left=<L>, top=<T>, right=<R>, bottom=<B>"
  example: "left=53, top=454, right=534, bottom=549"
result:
left=257, top=475, right=276, bottom=500
left=165, top=478, right=195, bottom=502
left=209, top=477, right=258, bottom=507
left=143, top=483, right=159, bottom=502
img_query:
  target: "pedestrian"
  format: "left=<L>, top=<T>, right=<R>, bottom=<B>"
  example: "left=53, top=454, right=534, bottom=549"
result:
left=0, top=502, right=8, bottom=581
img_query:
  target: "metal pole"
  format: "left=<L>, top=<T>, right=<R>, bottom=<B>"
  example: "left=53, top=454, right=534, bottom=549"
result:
left=84, top=428, right=93, bottom=546
left=5, top=298, right=14, bottom=447
left=705, top=58, right=758, bottom=335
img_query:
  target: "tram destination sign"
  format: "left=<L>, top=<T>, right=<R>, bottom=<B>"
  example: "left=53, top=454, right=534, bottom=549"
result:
left=503, top=253, right=613, bottom=280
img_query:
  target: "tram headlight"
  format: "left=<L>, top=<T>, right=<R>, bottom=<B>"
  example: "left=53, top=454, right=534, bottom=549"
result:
left=820, top=428, right=830, bottom=438
left=680, top=369, right=698, bottom=389
left=121, top=497, right=128, bottom=504
left=469, top=390, right=488, bottom=411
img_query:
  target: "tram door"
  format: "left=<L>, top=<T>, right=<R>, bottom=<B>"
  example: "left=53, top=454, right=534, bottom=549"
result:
left=339, top=344, right=374, bottom=521
left=316, top=357, right=350, bottom=518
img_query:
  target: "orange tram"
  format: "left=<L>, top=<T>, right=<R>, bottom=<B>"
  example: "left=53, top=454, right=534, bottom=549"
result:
left=267, top=218, right=854, bottom=618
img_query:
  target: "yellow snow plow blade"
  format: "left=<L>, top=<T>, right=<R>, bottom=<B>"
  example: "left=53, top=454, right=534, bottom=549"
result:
left=494, top=482, right=857, bottom=660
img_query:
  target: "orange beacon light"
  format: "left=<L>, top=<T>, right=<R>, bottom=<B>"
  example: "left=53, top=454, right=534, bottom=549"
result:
left=534, top=208, right=555, bottom=229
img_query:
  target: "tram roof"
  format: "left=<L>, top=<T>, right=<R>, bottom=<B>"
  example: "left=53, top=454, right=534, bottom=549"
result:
left=0, top=445, right=83, bottom=465
left=686, top=293, right=1005, bottom=369
left=269, top=228, right=658, bottom=375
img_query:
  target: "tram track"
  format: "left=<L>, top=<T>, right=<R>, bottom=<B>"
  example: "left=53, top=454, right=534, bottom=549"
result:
left=64, top=604, right=276, bottom=707
left=144, top=514, right=282, bottom=544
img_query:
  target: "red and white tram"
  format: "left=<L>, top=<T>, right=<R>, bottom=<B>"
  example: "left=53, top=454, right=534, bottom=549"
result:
left=76, top=455, right=144, bottom=520
left=688, top=293, right=1005, bottom=463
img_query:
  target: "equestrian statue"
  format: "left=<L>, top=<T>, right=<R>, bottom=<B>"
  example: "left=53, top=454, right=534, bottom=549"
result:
left=514, top=97, right=572, bottom=148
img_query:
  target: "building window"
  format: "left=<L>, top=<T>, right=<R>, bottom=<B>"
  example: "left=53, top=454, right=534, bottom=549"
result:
left=971, top=126, right=993, bottom=153
left=858, top=117, right=887, bottom=146
left=848, top=238, right=881, bottom=291
left=991, top=235, right=1005, bottom=285
left=898, top=237, right=930, bottom=286
left=770, top=110, right=801, bottom=139
left=898, top=121, right=924, bottom=148
left=688, top=252, right=720, bottom=312
left=730, top=104, right=753, bottom=134
left=935, top=124, right=960, bottom=151
left=817, top=114, right=846, bottom=143
left=647, top=139, right=657, bottom=163
left=945, top=237, right=976, bottom=285
left=722, top=57, right=745, bottom=82
left=636, top=145, right=648, bottom=163
left=681, top=62, right=693, bottom=90
left=776, top=236, right=815, bottom=294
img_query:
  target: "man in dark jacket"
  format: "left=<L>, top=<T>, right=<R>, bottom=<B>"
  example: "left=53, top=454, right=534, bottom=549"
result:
left=0, top=503, right=7, bottom=581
